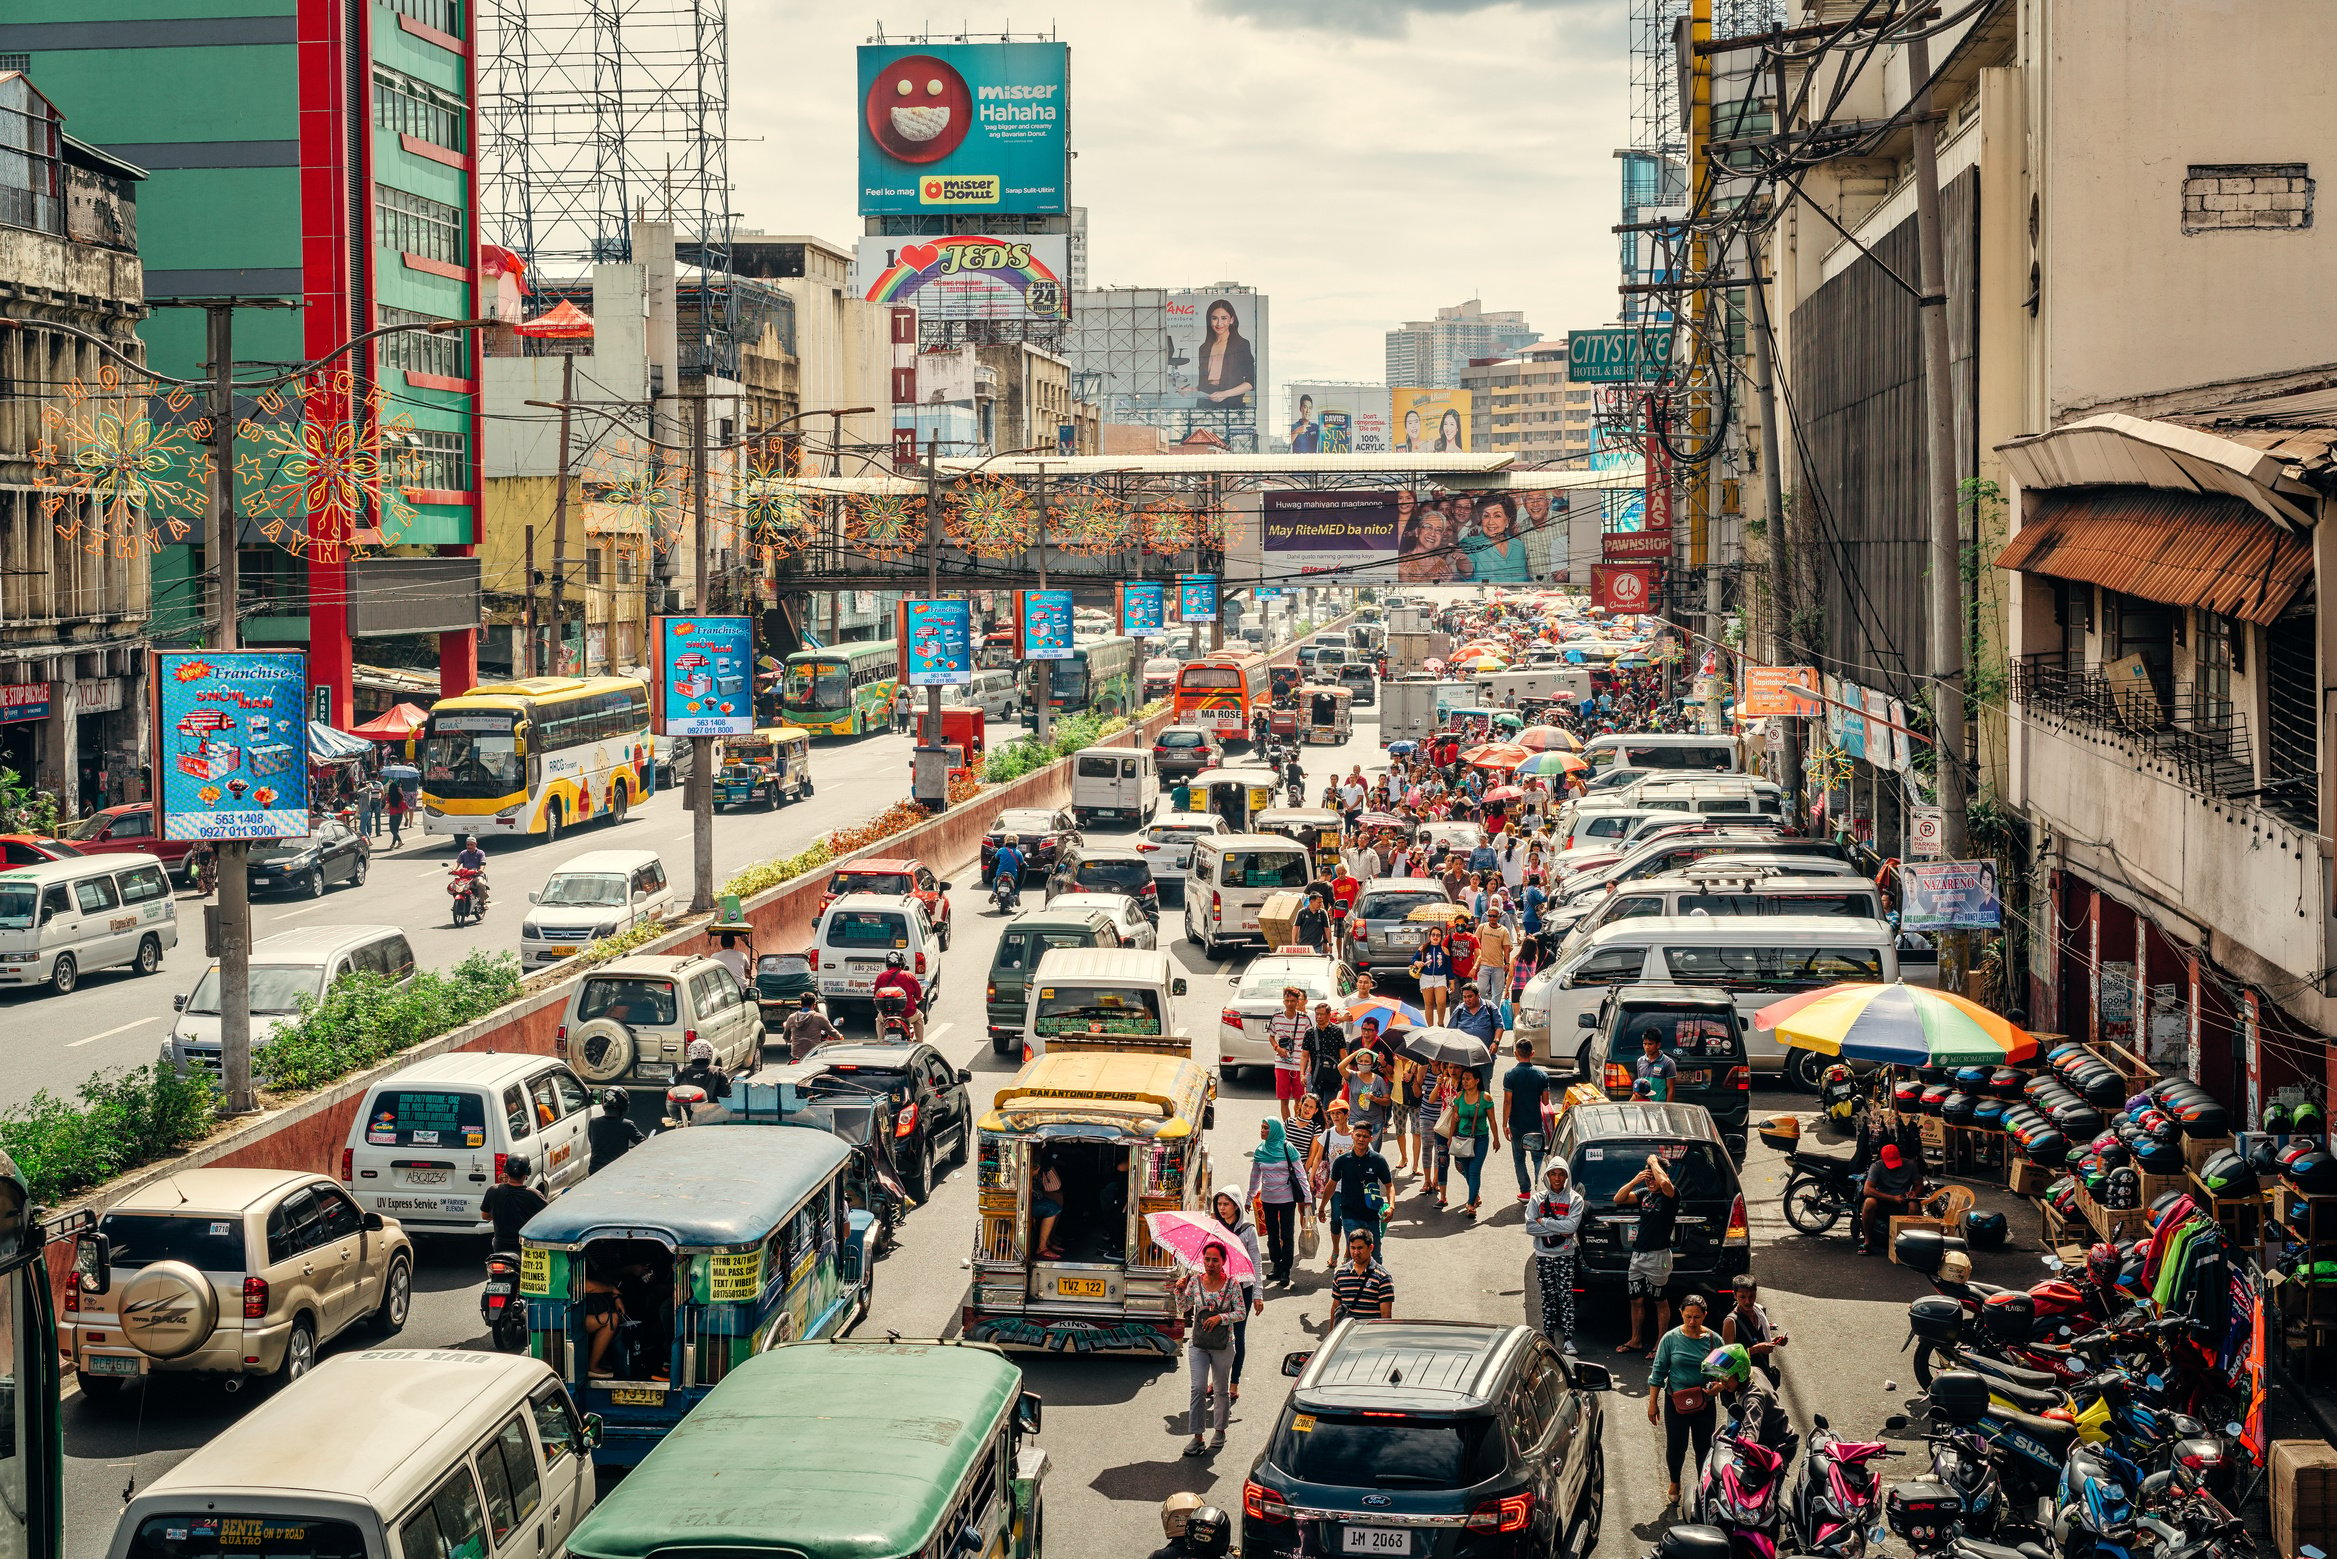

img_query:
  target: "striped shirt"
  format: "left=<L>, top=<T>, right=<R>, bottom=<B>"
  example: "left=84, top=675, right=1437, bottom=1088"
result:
left=1267, top=1010, right=1311, bottom=1072
left=1331, top=1260, right=1394, bottom=1320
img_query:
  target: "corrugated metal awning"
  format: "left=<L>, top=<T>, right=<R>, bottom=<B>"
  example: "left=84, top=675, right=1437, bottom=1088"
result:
left=1994, top=487, right=2314, bottom=626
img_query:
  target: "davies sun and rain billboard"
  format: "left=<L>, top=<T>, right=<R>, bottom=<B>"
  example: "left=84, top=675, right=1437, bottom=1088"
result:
left=857, top=42, right=1069, bottom=216
left=1256, top=491, right=1555, bottom=588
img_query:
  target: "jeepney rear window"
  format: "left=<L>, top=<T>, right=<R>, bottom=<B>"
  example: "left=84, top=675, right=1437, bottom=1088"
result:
left=1033, top=984, right=1164, bottom=1038
left=995, top=929, right=1097, bottom=971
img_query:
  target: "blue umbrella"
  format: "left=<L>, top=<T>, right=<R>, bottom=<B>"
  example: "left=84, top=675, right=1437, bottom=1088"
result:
left=1387, top=740, right=1418, bottom=755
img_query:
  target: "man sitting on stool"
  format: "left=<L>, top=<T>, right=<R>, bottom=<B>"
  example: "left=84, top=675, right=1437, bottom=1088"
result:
left=1859, top=1141, right=1921, bottom=1255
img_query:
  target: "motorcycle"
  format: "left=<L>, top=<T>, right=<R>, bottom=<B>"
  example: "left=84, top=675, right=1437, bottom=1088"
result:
left=1284, top=770, right=1306, bottom=807
left=1690, top=1427, right=1798, bottom=1559
left=873, top=988, right=915, bottom=1044
left=481, top=1249, right=528, bottom=1352
left=990, top=870, right=1022, bottom=915
left=1779, top=1145, right=1864, bottom=1236
left=449, top=865, right=489, bottom=927
left=1788, top=1414, right=1897, bottom=1555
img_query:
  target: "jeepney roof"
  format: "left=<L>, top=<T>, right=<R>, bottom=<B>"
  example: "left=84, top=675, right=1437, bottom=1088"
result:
left=564, top=1341, right=1020, bottom=1559
left=519, top=1126, right=849, bottom=1248
left=982, top=1051, right=1209, bottom=1132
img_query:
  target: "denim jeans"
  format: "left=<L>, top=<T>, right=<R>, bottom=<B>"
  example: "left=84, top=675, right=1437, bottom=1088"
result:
left=1511, top=1130, right=1546, bottom=1195
left=1452, top=1135, right=1488, bottom=1203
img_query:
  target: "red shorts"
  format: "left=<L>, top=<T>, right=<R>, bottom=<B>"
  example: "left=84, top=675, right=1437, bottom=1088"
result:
left=1275, top=1067, right=1305, bottom=1100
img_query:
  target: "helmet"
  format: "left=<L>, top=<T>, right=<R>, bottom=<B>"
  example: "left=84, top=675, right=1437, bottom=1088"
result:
left=504, top=1155, right=533, bottom=1181
left=1160, top=1493, right=1204, bottom=1540
left=1938, top=1250, right=1973, bottom=1285
left=1000, top=834, right=1019, bottom=849
left=601, top=1089, right=628, bottom=1113
left=885, top=950, right=907, bottom=970
left=1700, top=1343, right=1753, bottom=1389
left=2087, top=1241, right=2122, bottom=1292
left=686, top=1039, right=715, bottom=1063
left=1183, top=1506, right=1231, bottom=1559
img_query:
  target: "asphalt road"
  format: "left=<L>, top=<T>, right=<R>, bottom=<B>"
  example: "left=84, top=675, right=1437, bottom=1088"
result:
left=57, top=703, right=2048, bottom=1559
left=9, top=722, right=959, bottom=1107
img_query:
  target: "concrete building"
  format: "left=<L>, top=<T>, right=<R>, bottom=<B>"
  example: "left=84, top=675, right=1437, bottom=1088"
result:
left=3, top=0, right=489, bottom=721
left=1757, top=0, right=2337, bottom=1111
left=1384, top=299, right=1538, bottom=390
left=0, top=74, right=149, bottom=810
left=1457, top=343, right=1596, bottom=468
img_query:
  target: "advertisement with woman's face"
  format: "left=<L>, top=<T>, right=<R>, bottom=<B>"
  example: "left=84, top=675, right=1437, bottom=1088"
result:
left=1391, top=387, right=1473, bottom=453
left=1168, top=291, right=1261, bottom=410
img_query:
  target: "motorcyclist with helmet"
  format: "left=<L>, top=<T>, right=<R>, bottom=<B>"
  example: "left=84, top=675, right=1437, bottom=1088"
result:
left=676, top=1038, right=732, bottom=1101
left=587, top=1089, right=644, bottom=1174
left=1703, top=1342, right=1794, bottom=1459
left=991, top=834, right=1027, bottom=910
left=872, top=949, right=927, bottom=1043
left=1147, top=1495, right=1204, bottom=1559
left=1147, top=1499, right=1230, bottom=1559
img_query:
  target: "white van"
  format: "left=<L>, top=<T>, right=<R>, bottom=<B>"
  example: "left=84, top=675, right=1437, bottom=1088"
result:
left=1023, top=945, right=1196, bottom=1065
left=1071, top=746, right=1159, bottom=827
left=162, top=925, right=416, bottom=1079
left=106, top=1349, right=595, bottom=1559
left=813, top=891, right=945, bottom=1012
left=1582, top=732, right=1743, bottom=784
left=343, top=1053, right=599, bottom=1234
left=1514, top=914, right=1900, bottom=1086
left=1554, top=869, right=1888, bottom=954
left=0, top=853, right=177, bottom=995
left=1182, top=832, right=1313, bottom=959
left=943, top=667, right=1020, bottom=720
left=521, top=849, right=675, bottom=967
left=1480, top=667, right=1593, bottom=706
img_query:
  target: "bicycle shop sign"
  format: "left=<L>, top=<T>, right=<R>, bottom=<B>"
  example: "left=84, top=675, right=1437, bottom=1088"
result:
left=0, top=683, right=50, bottom=723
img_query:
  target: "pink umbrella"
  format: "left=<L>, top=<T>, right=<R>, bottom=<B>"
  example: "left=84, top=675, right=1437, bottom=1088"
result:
left=1144, top=1210, right=1257, bottom=1277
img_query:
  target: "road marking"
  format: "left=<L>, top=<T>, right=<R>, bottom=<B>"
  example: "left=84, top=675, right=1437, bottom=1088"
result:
left=672, top=831, right=694, bottom=843
left=269, top=900, right=339, bottom=921
left=925, top=1022, right=953, bottom=1045
left=70, top=1017, right=157, bottom=1048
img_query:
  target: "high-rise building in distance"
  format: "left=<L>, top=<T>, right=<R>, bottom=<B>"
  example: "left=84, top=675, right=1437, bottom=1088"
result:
left=1385, top=299, right=1539, bottom=389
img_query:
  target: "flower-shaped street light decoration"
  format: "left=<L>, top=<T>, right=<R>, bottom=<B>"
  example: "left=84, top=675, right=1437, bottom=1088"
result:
left=32, top=366, right=210, bottom=556
left=580, top=436, right=685, bottom=553
left=1052, top=485, right=1134, bottom=556
left=944, top=474, right=1038, bottom=558
left=846, top=490, right=927, bottom=560
left=236, top=369, right=424, bottom=559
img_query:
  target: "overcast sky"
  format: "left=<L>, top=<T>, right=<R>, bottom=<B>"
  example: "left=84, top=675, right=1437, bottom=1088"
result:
left=732, top=0, right=1632, bottom=395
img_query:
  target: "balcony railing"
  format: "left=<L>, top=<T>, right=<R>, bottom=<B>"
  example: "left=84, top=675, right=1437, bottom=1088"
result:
left=2010, top=653, right=2256, bottom=800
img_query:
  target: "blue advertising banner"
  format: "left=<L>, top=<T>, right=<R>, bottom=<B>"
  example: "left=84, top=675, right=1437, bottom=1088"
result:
left=902, top=599, right=975, bottom=686
left=1118, top=583, right=1165, bottom=638
left=655, top=615, right=756, bottom=736
left=154, top=650, right=310, bottom=841
left=1018, top=589, right=1074, bottom=660
left=1901, top=860, right=2004, bottom=932
left=1177, top=573, right=1219, bottom=623
left=856, top=41, right=1070, bottom=216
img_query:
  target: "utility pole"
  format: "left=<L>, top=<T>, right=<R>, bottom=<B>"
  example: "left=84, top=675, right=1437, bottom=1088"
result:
left=523, top=524, right=538, bottom=677
left=204, top=303, right=256, bottom=1116
left=549, top=353, right=575, bottom=676
left=1033, top=464, right=1053, bottom=748
left=923, top=435, right=945, bottom=755
left=1907, top=21, right=1972, bottom=990
left=1687, top=0, right=1720, bottom=732
left=687, top=390, right=715, bottom=914
left=1746, top=227, right=1806, bottom=815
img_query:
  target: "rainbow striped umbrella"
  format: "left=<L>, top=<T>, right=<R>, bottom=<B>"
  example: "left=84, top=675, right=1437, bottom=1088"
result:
left=1752, top=981, right=2038, bottom=1067
left=1516, top=750, right=1589, bottom=777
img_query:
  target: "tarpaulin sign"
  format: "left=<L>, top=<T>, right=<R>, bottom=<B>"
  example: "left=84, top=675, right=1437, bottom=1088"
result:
left=1901, top=860, right=2004, bottom=931
left=1590, top=563, right=1658, bottom=613
left=1016, top=589, right=1073, bottom=660
left=1742, top=665, right=1821, bottom=717
left=1117, top=583, right=1165, bottom=637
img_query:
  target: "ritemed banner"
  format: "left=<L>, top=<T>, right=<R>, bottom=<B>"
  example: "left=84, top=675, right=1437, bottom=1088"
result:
left=900, top=599, right=975, bottom=686
left=655, top=616, right=755, bottom=736
left=1016, top=589, right=1074, bottom=660
left=857, top=42, right=1070, bottom=215
left=1258, top=490, right=1546, bottom=588
left=1117, top=583, right=1166, bottom=637
left=153, top=650, right=310, bottom=840
left=1261, top=490, right=1398, bottom=581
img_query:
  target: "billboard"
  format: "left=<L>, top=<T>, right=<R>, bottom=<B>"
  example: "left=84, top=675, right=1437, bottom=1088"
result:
left=856, top=42, right=1069, bottom=215
left=1016, top=589, right=1073, bottom=660
left=1390, top=388, right=1472, bottom=453
left=1257, top=490, right=1549, bottom=587
left=1590, top=563, right=1659, bottom=614
left=655, top=616, right=755, bottom=735
left=1164, top=291, right=1261, bottom=411
left=153, top=650, right=309, bottom=841
left=1568, top=325, right=1675, bottom=383
left=1176, top=573, right=1219, bottom=623
left=1117, top=582, right=1165, bottom=637
left=899, top=599, right=974, bottom=686
left=1286, top=384, right=1391, bottom=453
left=1901, top=861, right=2004, bottom=931
left=855, top=234, right=1069, bottom=323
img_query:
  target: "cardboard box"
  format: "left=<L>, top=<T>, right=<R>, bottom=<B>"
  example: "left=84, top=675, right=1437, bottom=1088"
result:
left=2271, top=1438, right=2337, bottom=1556
left=1258, top=890, right=1306, bottom=952
left=2185, top=1131, right=2233, bottom=1173
left=2008, top=1158, right=2055, bottom=1196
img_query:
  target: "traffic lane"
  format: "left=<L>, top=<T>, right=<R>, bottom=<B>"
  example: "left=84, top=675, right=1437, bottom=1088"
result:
left=6, top=723, right=941, bottom=1103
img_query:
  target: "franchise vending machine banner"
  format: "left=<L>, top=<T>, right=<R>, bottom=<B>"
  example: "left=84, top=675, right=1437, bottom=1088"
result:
left=153, top=650, right=311, bottom=840
left=1117, top=583, right=1166, bottom=637
left=655, top=616, right=756, bottom=736
left=899, top=599, right=976, bottom=686
left=1017, top=589, right=1074, bottom=660
left=1176, top=573, right=1219, bottom=623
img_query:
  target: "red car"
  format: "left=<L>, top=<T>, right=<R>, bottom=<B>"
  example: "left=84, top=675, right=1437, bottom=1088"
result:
left=62, top=804, right=203, bottom=886
left=815, top=857, right=954, bottom=947
left=0, top=835, right=82, bottom=868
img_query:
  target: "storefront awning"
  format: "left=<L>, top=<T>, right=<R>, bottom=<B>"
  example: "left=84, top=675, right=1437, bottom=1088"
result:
left=1993, top=487, right=2314, bottom=626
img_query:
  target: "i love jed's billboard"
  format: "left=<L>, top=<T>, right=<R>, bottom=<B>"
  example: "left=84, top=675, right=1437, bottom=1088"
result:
left=857, top=41, right=1069, bottom=216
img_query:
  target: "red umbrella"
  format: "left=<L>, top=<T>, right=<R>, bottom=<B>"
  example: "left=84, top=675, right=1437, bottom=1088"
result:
left=1464, top=743, right=1531, bottom=771
left=1482, top=784, right=1525, bottom=802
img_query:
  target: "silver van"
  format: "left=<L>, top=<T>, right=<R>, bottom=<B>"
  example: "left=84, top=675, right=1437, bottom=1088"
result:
left=521, top=849, right=676, bottom=967
left=1554, top=868, right=1887, bottom=953
left=1515, top=914, right=1900, bottom=1087
left=107, top=1349, right=596, bottom=1559
left=1182, top=833, right=1312, bottom=959
left=0, top=854, right=177, bottom=995
left=943, top=667, right=1021, bottom=720
left=163, top=925, right=416, bottom=1078
left=342, top=1053, right=599, bottom=1234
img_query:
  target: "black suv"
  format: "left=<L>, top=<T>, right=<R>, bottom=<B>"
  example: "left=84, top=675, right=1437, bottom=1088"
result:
left=1244, top=1320, right=1610, bottom=1559
left=1551, top=1100, right=1749, bottom=1299
left=1045, top=844, right=1160, bottom=922
left=982, top=806, right=1080, bottom=884
left=789, top=1042, right=974, bottom=1201
left=1574, top=984, right=1753, bottom=1157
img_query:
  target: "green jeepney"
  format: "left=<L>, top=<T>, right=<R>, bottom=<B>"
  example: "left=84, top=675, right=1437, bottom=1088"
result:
left=564, top=1340, right=1048, bottom=1559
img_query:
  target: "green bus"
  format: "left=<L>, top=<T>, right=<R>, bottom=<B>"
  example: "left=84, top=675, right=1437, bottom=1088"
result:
left=1020, top=634, right=1139, bottom=725
left=781, top=640, right=900, bottom=738
left=564, top=1340, right=1048, bottom=1559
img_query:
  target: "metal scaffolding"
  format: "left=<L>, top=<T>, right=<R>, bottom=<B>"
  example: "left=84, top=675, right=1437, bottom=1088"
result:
left=477, top=0, right=737, bottom=376
left=1629, top=0, right=1785, bottom=157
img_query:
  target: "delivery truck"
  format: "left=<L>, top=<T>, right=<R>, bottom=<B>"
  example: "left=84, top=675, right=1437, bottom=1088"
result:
left=1380, top=678, right=1477, bottom=746
left=1386, top=629, right=1453, bottom=679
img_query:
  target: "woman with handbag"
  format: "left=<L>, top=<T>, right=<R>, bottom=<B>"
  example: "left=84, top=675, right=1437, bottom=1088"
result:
left=1447, top=1067, right=1500, bottom=1218
left=1247, top=1122, right=1309, bottom=1288
left=1646, top=1292, right=1721, bottom=1507
left=1210, top=1188, right=1267, bottom=1401
left=1173, top=1241, right=1247, bottom=1456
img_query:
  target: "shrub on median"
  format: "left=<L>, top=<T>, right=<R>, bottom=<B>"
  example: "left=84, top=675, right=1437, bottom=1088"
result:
left=251, top=949, right=525, bottom=1093
left=0, top=1064, right=220, bottom=1206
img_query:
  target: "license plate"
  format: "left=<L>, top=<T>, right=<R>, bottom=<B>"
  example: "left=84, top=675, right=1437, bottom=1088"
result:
left=1342, top=1528, right=1411, bottom=1554
left=86, top=1354, right=140, bottom=1377
left=547, top=945, right=577, bottom=957
left=1682, top=1070, right=1710, bottom=1087
left=609, top=1387, right=665, bottom=1406
left=1057, top=1276, right=1109, bottom=1299
left=403, top=1170, right=449, bottom=1186
left=1390, top=928, right=1423, bottom=945
left=485, top=1281, right=514, bottom=1296
left=252, top=875, right=272, bottom=885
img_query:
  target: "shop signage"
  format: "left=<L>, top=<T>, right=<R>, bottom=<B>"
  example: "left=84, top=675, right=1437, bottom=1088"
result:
left=1567, top=326, right=1673, bottom=384
left=0, top=682, right=50, bottom=724
left=1589, top=563, right=1658, bottom=613
left=1602, top=530, right=1672, bottom=561
left=74, top=678, right=123, bottom=714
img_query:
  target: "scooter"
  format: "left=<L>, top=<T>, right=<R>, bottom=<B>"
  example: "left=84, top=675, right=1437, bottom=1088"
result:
left=448, top=865, right=489, bottom=927
left=873, top=988, right=915, bottom=1044
left=481, top=1249, right=528, bottom=1352
left=1690, top=1428, right=1798, bottom=1559
left=990, top=870, right=1022, bottom=915
left=1788, top=1414, right=1897, bottom=1555
left=1779, top=1145, right=1863, bottom=1235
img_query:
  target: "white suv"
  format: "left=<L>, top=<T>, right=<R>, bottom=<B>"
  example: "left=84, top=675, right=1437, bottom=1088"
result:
left=558, top=953, right=763, bottom=1090
left=813, top=891, right=945, bottom=1018
left=1136, top=813, right=1230, bottom=899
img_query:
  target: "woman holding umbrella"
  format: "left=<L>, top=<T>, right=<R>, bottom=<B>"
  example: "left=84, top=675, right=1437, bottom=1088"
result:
left=1171, top=1238, right=1252, bottom=1457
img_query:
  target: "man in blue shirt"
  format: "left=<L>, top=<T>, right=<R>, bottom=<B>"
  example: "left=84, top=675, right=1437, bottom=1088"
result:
left=1501, top=1038, right=1552, bottom=1200
left=1467, top=838, right=1500, bottom=876
left=1450, top=982, right=1504, bottom=1088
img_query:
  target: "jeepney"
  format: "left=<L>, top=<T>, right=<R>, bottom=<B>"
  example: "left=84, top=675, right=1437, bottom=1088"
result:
left=1253, top=806, right=1344, bottom=878
left=966, top=1051, right=1215, bottom=1357
left=1182, top=764, right=1278, bottom=832
left=1300, top=683, right=1354, bottom=744
left=713, top=725, right=812, bottom=809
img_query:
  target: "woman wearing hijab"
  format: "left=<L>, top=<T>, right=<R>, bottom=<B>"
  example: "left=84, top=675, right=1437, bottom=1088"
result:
left=1247, top=1120, right=1309, bottom=1287
left=1211, top=1187, right=1267, bottom=1401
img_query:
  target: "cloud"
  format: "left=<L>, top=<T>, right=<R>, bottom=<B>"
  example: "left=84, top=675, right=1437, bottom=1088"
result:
left=1198, top=0, right=1610, bottom=38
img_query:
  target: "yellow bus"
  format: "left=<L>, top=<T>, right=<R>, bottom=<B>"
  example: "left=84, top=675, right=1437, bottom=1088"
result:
left=420, top=676, right=652, bottom=841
